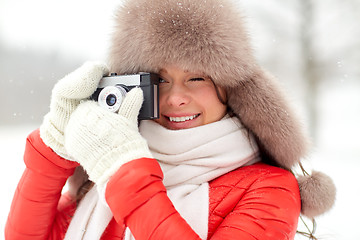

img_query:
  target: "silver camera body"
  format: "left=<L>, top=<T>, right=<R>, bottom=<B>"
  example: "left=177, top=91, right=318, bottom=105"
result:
left=91, top=72, right=159, bottom=120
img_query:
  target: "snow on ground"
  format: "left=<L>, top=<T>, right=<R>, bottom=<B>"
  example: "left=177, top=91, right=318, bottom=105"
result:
left=1, top=84, right=359, bottom=239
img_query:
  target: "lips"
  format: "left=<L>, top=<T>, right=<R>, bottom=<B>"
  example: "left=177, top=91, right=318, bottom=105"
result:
left=157, top=113, right=202, bottom=130
left=168, top=114, right=200, bottom=122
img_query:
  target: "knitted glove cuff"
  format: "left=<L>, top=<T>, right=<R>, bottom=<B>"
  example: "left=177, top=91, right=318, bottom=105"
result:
left=93, top=139, right=153, bottom=186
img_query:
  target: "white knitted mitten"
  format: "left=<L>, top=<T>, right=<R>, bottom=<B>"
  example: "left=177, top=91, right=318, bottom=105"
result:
left=40, top=62, right=109, bottom=159
left=64, top=88, right=152, bottom=187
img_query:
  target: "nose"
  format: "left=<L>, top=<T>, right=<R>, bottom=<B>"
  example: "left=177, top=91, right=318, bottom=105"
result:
left=165, top=84, right=191, bottom=107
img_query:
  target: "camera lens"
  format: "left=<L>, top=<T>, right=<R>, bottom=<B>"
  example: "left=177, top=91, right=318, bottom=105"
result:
left=106, top=94, right=117, bottom=106
left=97, top=86, right=126, bottom=113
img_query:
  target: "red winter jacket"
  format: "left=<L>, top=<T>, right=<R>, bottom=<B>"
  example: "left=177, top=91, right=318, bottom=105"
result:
left=5, top=129, right=301, bottom=240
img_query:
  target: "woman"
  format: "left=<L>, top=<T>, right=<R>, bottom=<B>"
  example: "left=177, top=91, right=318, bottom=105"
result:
left=5, top=0, right=336, bottom=239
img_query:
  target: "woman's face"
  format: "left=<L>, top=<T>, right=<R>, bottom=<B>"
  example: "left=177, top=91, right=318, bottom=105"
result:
left=154, top=65, right=227, bottom=130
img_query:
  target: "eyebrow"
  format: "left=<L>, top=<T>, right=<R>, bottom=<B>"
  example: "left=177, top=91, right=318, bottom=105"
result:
left=159, top=69, right=167, bottom=74
left=159, top=68, right=206, bottom=77
left=159, top=69, right=189, bottom=74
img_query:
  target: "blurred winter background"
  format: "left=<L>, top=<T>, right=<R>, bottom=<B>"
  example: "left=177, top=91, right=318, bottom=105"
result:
left=1, top=0, right=359, bottom=239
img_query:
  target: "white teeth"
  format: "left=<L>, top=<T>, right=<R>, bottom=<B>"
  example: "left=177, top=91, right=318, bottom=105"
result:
left=169, top=114, right=198, bottom=122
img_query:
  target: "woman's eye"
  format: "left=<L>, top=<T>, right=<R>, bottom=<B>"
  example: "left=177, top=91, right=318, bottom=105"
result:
left=189, top=77, right=205, bottom=81
left=159, top=78, right=167, bottom=83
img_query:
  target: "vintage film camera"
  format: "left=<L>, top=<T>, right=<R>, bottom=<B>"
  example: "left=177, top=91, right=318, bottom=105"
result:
left=91, top=72, right=159, bottom=120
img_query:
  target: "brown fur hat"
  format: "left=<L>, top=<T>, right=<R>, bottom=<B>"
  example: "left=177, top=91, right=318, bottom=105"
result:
left=107, top=0, right=335, bottom=218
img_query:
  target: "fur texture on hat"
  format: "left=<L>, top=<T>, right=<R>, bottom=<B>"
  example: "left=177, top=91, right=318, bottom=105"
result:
left=109, top=0, right=255, bottom=86
left=107, top=0, right=336, bottom=218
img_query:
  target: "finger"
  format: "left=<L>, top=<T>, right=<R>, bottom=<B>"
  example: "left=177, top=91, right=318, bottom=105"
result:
left=118, top=87, right=144, bottom=122
left=55, top=62, right=109, bottom=99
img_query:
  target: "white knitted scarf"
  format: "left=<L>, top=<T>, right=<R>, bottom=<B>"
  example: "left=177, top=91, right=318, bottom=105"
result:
left=65, top=116, right=260, bottom=240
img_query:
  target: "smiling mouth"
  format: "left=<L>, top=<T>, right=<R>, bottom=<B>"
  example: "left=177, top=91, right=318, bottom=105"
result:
left=168, top=114, right=200, bottom=122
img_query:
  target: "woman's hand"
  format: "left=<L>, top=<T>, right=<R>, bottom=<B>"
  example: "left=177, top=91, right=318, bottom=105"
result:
left=40, top=62, right=109, bottom=159
left=64, top=88, right=152, bottom=187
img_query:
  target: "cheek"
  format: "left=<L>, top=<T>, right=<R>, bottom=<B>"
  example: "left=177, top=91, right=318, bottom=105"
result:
left=157, top=87, right=167, bottom=107
left=154, top=89, right=169, bottom=125
left=198, top=85, right=220, bottom=103
left=196, top=87, right=227, bottom=118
